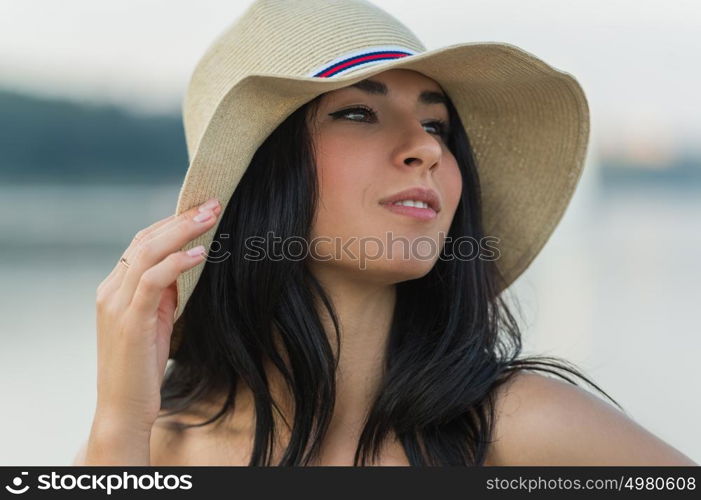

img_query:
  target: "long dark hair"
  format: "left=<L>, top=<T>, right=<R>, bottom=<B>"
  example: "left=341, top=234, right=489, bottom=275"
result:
left=160, top=91, right=624, bottom=466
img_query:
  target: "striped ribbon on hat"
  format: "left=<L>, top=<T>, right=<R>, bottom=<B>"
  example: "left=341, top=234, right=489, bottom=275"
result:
left=307, top=45, right=418, bottom=78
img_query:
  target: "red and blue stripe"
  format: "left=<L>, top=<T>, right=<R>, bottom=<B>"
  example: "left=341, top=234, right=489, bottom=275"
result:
left=310, top=47, right=417, bottom=78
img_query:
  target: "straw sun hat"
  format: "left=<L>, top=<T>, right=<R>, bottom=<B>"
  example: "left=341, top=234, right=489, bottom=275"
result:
left=167, top=0, right=590, bottom=358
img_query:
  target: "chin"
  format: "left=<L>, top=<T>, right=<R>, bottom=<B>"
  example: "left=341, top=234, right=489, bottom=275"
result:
left=363, top=259, right=437, bottom=284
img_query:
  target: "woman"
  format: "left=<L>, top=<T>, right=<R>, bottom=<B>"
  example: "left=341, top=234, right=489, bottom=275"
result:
left=78, top=0, right=697, bottom=466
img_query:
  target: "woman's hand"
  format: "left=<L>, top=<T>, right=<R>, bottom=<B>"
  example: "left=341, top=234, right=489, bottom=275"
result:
left=86, top=197, right=221, bottom=463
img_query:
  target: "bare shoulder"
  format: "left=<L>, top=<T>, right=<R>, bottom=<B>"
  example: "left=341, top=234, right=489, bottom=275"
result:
left=150, top=405, right=251, bottom=466
left=150, top=405, right=226, bottom=466
left=70, top=412, right=189, bottom=466
left=485, top=370, right=698, bottom=466
left=149, top=410, right=192, bottom=466
left=71, top=403, right=239, bottom=466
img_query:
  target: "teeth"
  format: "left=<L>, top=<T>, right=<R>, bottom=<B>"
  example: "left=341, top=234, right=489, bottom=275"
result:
left=393, top=200, right=429, bottom=209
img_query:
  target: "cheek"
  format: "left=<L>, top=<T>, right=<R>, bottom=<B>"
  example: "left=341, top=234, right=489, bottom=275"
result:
left=440, top=159, right=463, bottom=214
left=312, top=135, right=376, bottom=236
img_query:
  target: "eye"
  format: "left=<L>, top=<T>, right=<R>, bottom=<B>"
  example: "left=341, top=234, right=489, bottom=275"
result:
left=329, top=105, right=377, bottom=123
left=423, top=120, right=450, bottom=140
left=329, top=106, right=451, bottom=141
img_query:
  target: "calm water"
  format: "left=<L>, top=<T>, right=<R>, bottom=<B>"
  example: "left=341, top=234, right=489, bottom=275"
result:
left=0, top=180, right=699, bottom=465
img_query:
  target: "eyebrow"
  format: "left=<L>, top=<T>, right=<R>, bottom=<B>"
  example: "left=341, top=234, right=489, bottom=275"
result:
left=348, top=78, right=447, bottom=106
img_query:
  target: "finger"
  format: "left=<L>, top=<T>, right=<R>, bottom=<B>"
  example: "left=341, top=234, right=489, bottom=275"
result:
left=126, top=246, right=207, bottom=326
left=146, top=201, right=221, bottom=246
left=98, top=214, right=178, bottom=298
left=114, top=199, right=221, bottom=311
left=101, top=199, right=219, bottom=296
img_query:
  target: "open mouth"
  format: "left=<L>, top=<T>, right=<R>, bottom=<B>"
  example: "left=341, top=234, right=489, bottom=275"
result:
left=378, top=186, right=441, bottom=221
left=380, top=201, right=438, bottom=221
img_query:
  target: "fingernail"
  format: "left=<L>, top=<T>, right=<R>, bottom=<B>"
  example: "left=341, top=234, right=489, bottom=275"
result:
left=193, top=210, right=214, bottom=223
left=199, top=198, right=219, bottom=212
left=186, top=245, right=205, bottom=257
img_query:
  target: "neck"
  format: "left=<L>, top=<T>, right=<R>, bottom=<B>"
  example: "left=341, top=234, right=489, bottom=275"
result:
left=313, top=265, right=396, bottom=429
left=233, top=264, right=397, bottom=449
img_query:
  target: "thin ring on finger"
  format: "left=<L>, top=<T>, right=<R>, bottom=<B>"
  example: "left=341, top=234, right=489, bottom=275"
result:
left=115, top=206, right=219, bottom=312
left=99, top=214, right=177, bottom=297
left=116, top=214, right=177, bottom=273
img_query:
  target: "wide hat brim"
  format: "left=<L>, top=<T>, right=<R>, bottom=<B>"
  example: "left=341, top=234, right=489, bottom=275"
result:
left=169, top=41, right=590, bottom=359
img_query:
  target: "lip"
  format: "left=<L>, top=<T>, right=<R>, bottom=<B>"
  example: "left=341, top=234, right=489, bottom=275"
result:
left=381, top=202, right=437, bottom=221
left=379, top=186, right=441, bottom=221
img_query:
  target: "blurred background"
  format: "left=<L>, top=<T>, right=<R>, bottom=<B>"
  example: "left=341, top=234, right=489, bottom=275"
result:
left=0, top=0, right=699, bottom=465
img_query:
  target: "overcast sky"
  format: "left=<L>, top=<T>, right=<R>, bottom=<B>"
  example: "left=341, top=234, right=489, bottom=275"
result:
left=1, top=0, right=699, bottom=155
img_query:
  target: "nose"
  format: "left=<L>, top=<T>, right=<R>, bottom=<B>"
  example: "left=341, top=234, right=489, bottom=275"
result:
left=390, top=119, right=443, bottom=173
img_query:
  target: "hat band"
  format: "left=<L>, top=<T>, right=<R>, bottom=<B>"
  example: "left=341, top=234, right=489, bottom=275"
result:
left=307, top=45, right=418, bottom=78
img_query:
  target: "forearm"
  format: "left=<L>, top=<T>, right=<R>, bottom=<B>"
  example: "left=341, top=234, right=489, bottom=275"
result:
left=83, top=418, right=152, bottom=466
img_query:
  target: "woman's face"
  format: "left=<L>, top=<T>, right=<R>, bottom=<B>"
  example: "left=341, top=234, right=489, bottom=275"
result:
left=306, top=69, right=462, bottom=283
